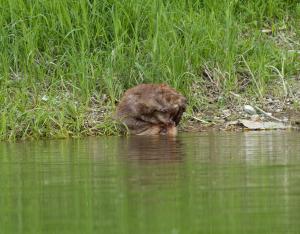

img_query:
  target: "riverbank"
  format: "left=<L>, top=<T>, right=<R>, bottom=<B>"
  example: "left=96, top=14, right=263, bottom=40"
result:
left=1, top=0, right=300, bottom=141
left=2, top=77, right=299, bottom=141
left=181, top=78, right=300, bottom=132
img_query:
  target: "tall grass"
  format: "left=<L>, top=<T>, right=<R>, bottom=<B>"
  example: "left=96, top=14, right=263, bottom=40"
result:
left=0, top=0, right=300, bottom=140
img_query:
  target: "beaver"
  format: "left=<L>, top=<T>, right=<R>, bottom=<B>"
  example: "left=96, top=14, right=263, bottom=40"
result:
left=115, top=84, right=186, bottom=136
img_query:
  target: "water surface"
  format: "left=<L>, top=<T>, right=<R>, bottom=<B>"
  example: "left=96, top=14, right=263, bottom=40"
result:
left=1, top=131, right=300, bottom=234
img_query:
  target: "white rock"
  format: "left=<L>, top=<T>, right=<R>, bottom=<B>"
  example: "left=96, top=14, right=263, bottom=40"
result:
left=243, top=105, right=256, bottom=115
left=250, top=114, right=260, bottom=121
left=222, top=109, right=231, bottom=117
left=265, top=112, right=272, bottom=117
left=266, top=98, right=273, bottom=103
left=283, top=117, right=289, bottom=122
left=41, top=95, right=49, bottom=101
left=239, top=119, right=290, bottom=130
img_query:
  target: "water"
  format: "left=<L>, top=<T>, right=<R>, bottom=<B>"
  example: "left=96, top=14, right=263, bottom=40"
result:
left=0, top=131, right=300, bottom=234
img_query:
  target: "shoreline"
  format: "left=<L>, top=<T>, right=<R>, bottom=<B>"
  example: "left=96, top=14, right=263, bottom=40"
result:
left=1, top=79, right=300, bottom=142
left=2, top=74, right=300, bottom=142
left=2, top=107, right=299, bottom=142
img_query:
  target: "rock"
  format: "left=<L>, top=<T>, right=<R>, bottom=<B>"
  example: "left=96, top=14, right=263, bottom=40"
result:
left=222, top=109, right=231, bottom=118
left=239, top=119, right=290, bottom=130
left=226, top=120, right=239, bottom=125
left=250, top=114, right=260, bottom=121
left=243, top=105, right=256, bottom=115
left=283, top=117, right=289, bottom=122
left=102, top=94, right=108, bottom=102
left=41, top=95, right=49, bottom=101
left=266, top=98, right=273, bottom=103
left=217, top=119, right=226, bottom=124
left=265, top=112, right=272, bottom=117
left=225, top=120, right=239, bottom=128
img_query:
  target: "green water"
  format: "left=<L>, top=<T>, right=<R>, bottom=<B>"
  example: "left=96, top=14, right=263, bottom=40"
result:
left=0, top=132, right=300, bottom=234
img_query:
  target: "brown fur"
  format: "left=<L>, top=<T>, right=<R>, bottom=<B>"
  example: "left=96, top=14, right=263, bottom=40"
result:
left=115, top=84, right=186, bottom=136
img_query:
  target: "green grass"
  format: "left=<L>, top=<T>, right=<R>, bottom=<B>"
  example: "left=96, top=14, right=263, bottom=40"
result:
left=1, top=0, right=300, bottom=140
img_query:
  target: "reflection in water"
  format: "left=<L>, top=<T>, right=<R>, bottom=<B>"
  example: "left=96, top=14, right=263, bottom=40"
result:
left=120, top=135, right=185, bottom=162
left=0, top=132, right=300, bottom=234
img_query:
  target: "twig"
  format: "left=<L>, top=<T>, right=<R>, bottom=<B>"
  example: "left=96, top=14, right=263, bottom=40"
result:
left=253, top=106, right=284, bottom=122
left=185, top=113, right=211, bottom=124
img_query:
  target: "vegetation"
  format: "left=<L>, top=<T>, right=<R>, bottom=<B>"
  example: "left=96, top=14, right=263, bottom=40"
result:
left=1, top=0, right=300, bottom=140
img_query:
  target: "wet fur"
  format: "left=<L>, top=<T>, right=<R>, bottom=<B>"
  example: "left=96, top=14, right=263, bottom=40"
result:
left=116, top=84, right=186, bottom=136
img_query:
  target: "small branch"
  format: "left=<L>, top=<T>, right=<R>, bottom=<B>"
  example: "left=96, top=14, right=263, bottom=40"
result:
left=185, top=113, right=211, bottom=124
left=253, top=106, right=284, bottom=122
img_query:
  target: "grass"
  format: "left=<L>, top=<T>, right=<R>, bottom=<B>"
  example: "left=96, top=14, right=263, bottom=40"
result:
left=0, top=0, right=300, bottom=141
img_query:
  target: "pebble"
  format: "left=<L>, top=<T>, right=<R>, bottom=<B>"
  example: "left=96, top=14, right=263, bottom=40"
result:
left=222, top=109, right=231, bottom=118
left=102, top=94, right=108, bottom=101
left=41, top=95, right=49, bottom=101
left=250, top=114, right=260, bottom=121
left=283, top=117, right=289, bottom=122
left=266, top=98, right=273, bottom=103
left=217, top=119, right=226, bottom=124
left=244, top=105, right=256, bottom=115
left=265, top=112, right=272, bottom=117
